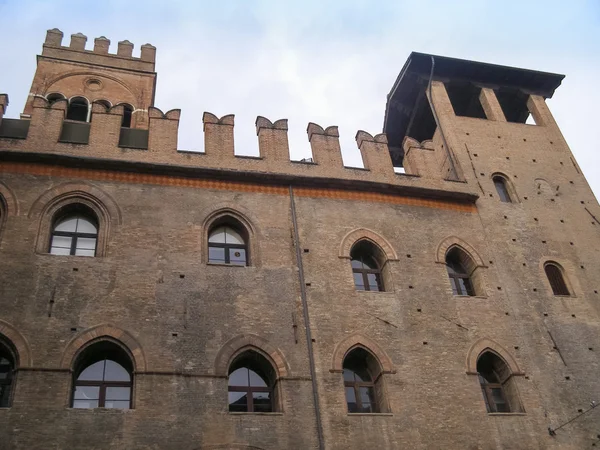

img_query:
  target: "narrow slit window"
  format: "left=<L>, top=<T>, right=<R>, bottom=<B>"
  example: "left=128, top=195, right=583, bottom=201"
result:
left=493, top=176, right=512, bottom=203
left=544, top=263, right=570, bottom=296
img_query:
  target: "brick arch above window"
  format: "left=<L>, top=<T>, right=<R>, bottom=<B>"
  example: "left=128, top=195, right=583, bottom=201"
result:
left=331, top=333, right=395, bottom=374
left=0, top=319, right=33, bottom=368
left=338, top=228, right=398, bottom=261
left=60, top=324, right=146, bottom=372
left=0, top=181, right=19, bottom=217
left=435, top=236, right=485, bottom=267
left=465, top=338, right=524, bottom=376
left=214, top=334, right=289, bottom=378
left=29, top=182, right=121, bottom=257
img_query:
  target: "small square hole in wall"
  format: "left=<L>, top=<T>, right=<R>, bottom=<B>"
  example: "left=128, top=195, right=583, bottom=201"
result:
left=523, top=196, right=528, bottom=200
left=560, top=219, right=564, bottom=223
left=408, top=285, right=414, bottom=289
left=306, top=282, right=312, bottom=287
left=489, top=194, right=493, bottom=197
left=480, top=172, right=485, bottom=176
left=497, top=136, right=501, bottom=139
left=595, top=290, right=598, bottom=294
left=560, top=161, right=564, bottom=165
left=505, top=312, right=510, bottom=316
left=542, top=240, right=547, bottom=244
left=504, top=216, right=508, bottom=219
left=417, top=308, right=422, bottom=312
left=550, top=141, right=554, bottom=144
left=473, top=153, right=478, bottom=157
left=589, top=347, right=594, bottom=351
left=497, top=287, right=502, bottom=291
left=522, top=263, right=527, bottom=266
left=489, top=260, right=493, bottom=265
left=534, top=218, right=538, bottom=222
left=514, top=175, right=518, bottom=178
left=532, top=159, right=537, bottom=162
left=512, top=238, right=516, bottom=242
left=565, top=376, right=570, bottom=380
left=171, top=332, right=178, bottom=337
left=179, top=274, right=185, bottom=279
left=523, top=138, right=527, bottom=142
left=423, top=341, right=428, bottom=345
left=570, top=242, right=574, bottom=245
left=73, top=267, right=78, bottom=272
left=543, top=313, right=548, bottom=316
left=524, top=376, right=529, bottom=380
left=466, top=132, right=470, bottom=136
left=406, top=254, right=412, bottom=258
left=571, top=314, right=576, bottom=318
left=570, top=181, right=574, bottom=184
left=580, top=201, right=585, bottom=204
left=514, top=346, right=519, bottom=349
left=551, top=198, right=555, bottom=202
left=71, top=327, right=77, bottom=332
left=506, top=156, right=510, bottom=160
left=303, top=249, right=309, bottom=253
left=580, top=265, right=585, bottom=269
left=533, top=288, right=538, bottom=292
left=578, top=409, right=583, bottom=413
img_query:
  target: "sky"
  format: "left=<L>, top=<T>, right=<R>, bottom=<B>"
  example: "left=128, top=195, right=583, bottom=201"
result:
left=1, top=0, right=599, bottom=197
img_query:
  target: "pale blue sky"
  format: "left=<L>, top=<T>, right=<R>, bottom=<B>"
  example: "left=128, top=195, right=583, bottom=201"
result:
left=1, top=0, right=599, bottom=196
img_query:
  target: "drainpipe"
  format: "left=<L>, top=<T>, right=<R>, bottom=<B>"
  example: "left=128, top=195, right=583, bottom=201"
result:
left=428, top=56, right=459, bottom=181
left=289, top=185, right=325, bottom=450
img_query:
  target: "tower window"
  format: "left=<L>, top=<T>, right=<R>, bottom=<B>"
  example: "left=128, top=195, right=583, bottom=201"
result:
left=50, top=209, right=98, bottom=257
left=208, top=224, right=248, bottom=266
left=228, top=350, right=275, bottom=413
left=119, top=104, right=134, bottom=128
left=66, top=97, right=90, bottom=122
left=0, top=344, right=15, bottom=408
left=446, top=247, right=476, bottom=296
left=493, top=176, right=512, bottom=203
left=72, top=342, right=133, bottom=409
left=343, top=347, right=384, bottom=413
left=350, top=241, right=384, bottom=291
left=544, top=262, right=570, bottom=296
left=477, top=352, right=514, bottom=413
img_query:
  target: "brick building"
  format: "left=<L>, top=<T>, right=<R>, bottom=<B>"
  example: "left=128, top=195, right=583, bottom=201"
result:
left=0, top=28, right=599, bottom=449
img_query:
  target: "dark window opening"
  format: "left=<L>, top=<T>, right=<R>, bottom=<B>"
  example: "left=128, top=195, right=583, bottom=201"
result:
left=343, top=348, right=381, bottom=413
left=49, top=205, right=98, bottom=257
left=208, top=221, right=248, bottom=266
left=495, top=88, right=531, bottom=124
left=493, top=176, right=512, bottom=203
left=446, top=247, right=476, bottom=296
left=445, top=82, right=486, bottom=119
left=0, top=343, right=15, bottom=408
left=228, top=350, right=275, bottom=413
left=544, top=263, right=570, bottom=296
left=66, top=97, right=89, bottom=122
left=72, top=341, right=133, bottom=409
left=46, top=93, right=65, bottom=105
left=120, top=104, right=133, bottom=128
left=94, top=100, right=111, bottom=111
left=350, top=241, right=384, bottom=291
left=477, top=352, right=512, bottom=413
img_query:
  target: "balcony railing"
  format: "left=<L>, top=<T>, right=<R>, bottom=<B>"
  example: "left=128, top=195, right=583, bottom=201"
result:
left=59, top=120, right=91, bottom=144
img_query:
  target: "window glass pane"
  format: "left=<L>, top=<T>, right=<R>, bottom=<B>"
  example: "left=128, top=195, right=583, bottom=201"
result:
left=494, top=178, right=511, bottom=202
left=359, top=387, right=374, bottom=413
left=50, top=246, right=72, bottom=256
left=208, top=246, right=226, bottom=264
left=345, top=387, right=358, bottom=413
left=74, top=248, right=96, bottom=257
left=343, top=369, right=355, bottom=382
left=367, top=273, right=380, bottom=291
left=461, top=278, right=474, bottom=296
left=73, top=399, right=99, bottom=409
left=105, top=387, right=131, bottom=401
left=208, top=227, right=226, bottom=243
left=104, top=360, right=130, bottom=382
left=353, top=273, right=365, bottom=290
left=229, top=368, right=248, bottom=387
left=54, top=218, right=78, bottom=232
left=361, top=256, right=378, bottom=270
left=491, top=388, right=506, bottom=406
left=449, top=278, right=459, bottom=295
left=78, top=360, right=105, bottom=381
left=75, top=218, right=97, bottom=234
left=248, top=369, right=267, bottom=387
left=228, top=391, right=248, bottom=412
left=229, top=248, right=246, bottom=266
left=51, top=235, right=73, bottom=249
left=0, top=385, right=10, bottom=407
left=351, top=259, right=363, bottom=269
left=104, top=400, right=130, bottom=409
left=252, top=392, right=272, bottom=412
left=76, top=237, right=96, bottom=250
left=224, top=227, right=244, bottom=245
left=74, top=386, right=99, bottom=400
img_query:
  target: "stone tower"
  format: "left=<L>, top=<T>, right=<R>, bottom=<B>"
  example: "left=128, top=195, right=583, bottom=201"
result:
left=0, top=31, right=599, bottom=450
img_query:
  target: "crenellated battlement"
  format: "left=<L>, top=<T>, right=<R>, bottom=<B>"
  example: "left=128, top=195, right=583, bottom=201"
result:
left=0, top=93, right=478, bottom=201
left=42, top=28, right=156, bottom=69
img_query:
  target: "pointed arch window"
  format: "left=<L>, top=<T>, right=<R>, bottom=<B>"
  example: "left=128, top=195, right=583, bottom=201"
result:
left=446, top=247, right=476, bottom=296
left=228, top=350, right=275, bottom=412
left=46, top=93, right=66, bottom=105
left=493, top=176, right=512, bottom=203
left=350, top=241, right=384, bottom=291
left=477, top=351, right=518, bottom=413
left=50, top=207, right=98, bottom=257
left=342, top=347, right=387, bottom=413
left=544, top=262, right=570, bottom=296
left=72, top=341, right=133, bottom=409
left=0, top=343, right=15, bottom=408
left=66, top=97, right=90, bottom=122
left=208, top=222, right=248, bottom=266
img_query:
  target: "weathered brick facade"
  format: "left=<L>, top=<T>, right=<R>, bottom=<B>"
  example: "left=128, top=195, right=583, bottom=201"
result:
left=0, top=29, right=599, bottom=449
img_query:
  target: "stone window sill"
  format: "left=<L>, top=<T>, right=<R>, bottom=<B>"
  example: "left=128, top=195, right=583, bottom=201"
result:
left=68, top=407, right=134, bottom=412
left=487, top=412, right=526, bottom=416
left=206, top=262, right=248, bottom=268
left=228, top=412, right=283, bottom=416
left=347, top=413, right=393, bottom=417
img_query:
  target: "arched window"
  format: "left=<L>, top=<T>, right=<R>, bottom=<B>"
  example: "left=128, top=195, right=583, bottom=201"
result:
left=446, top=247, right=476, bottom=296
left=228, top=350, right=275, bottom=412
left=49, top=206, right=98, bottom=257
left=343, top=347, right=383, bottom=413
left=493, top=176, right=512, bottom=203
left=66, top=97, right=90, bottom=122
left=208, top=222, right=248, bottom=266
left=95, top=100, right=112, bottom=110
left=46, top=93, right=66, bottom=105
left=350, top=241, right=384, bottom=291
left=477, top=352, right=514, bottom=413
left=119, top=104, right=134, bottom=128
left=0, top=342, right=15, bottom=408
left=544, top=262, right=570, bottom=296
left=72, top=341, right=133, bottom=409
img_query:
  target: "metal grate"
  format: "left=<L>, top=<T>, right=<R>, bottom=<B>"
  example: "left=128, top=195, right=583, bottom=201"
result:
left=0, top=118, right=30, bottom=139
left=119, top=128, right=148, bottom=150
left=59, top=120, right=91, bottom=144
